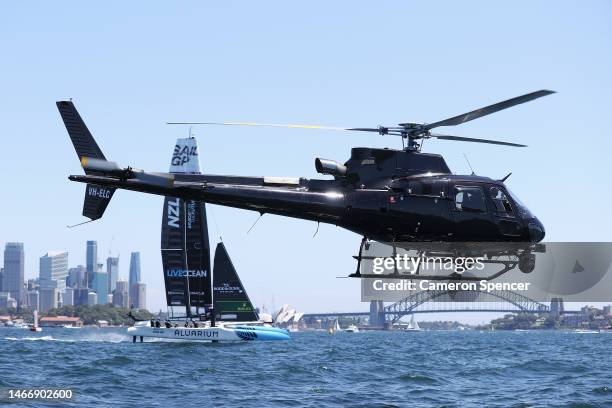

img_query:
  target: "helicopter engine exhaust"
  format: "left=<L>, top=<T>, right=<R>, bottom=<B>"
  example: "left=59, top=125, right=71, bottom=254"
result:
left=315, top=158, right=347, bottom=177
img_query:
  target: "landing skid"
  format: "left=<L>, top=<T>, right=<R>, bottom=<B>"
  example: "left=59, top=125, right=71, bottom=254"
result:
left=350, top=239, right=545, bottom=280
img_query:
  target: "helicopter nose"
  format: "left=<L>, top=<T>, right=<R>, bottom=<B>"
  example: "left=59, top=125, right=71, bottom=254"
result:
left=528, top=217, right=545, bottom=242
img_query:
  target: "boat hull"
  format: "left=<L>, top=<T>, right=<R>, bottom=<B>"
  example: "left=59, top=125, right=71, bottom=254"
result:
left=127, top=325, right=290, bottom=341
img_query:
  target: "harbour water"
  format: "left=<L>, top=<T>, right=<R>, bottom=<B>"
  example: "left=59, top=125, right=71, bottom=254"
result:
left=1, top=328, right=610, bottom=407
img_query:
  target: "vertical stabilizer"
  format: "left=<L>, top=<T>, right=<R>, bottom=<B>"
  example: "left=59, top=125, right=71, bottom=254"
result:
left=56, top=101, right=116, bottom=221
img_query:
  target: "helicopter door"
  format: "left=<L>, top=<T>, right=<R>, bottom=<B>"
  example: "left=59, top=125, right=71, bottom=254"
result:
left=488, top=186, right=522, bottom=237
left=452, top=185, right=497, bottom=240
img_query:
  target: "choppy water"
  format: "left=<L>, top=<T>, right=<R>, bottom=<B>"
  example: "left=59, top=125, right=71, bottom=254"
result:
left=0, top=328, right=611, bottom=407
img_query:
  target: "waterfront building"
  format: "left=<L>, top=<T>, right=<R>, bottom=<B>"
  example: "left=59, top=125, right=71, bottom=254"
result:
left=91, top=270, right=108, bottom=304
left=86, top=241, right=97, bottom=287
left=106, top=256, right=119, bottom=293
left=39, top=251, right=69, bottom=293
left=3, top=243, right=25, bottom=305
left=27, top=290, right=39, bottom=311
left=39, top=316, right=83, bottom=327
left=97, top=320, right=109, bottom=327
left=87, top=291, right=98, bottom=305
left=39, top=288, right=60, bottom=313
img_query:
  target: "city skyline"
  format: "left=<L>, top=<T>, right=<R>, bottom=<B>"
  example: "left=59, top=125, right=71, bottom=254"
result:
left=0, top=241, right=147, bottom=313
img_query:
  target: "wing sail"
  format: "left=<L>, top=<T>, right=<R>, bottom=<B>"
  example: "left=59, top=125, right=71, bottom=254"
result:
left=213, top=242, right=259, bottom=322
left=161, top=137, right=212, bottom=317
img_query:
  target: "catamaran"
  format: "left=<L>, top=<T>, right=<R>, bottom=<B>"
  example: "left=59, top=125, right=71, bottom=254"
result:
left=128, top=136, right=289, bottom=342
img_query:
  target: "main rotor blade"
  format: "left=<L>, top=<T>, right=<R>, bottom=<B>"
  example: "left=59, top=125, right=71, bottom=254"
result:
left=166, top=121, right=393, bottom=135
left=166, top=121, right=354, bottom=131
left=410, top=89, right=555, bottom=131
left=429, top=133, right=527, bottom=147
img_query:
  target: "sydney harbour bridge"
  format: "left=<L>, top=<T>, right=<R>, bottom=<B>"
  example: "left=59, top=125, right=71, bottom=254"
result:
left=303, top=289, right=571, bottom=328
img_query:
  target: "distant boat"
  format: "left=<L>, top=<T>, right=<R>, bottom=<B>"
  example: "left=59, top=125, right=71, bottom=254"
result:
left=328, top=319, right=341, bottom=334
left=63, top=324, right=81, bottom=329
left=599, top=327, right=612, bottom=333
left=573, top=329, right=599, bottom=334
left=345, top=324, right=359, bottom=333
left=30, top=310, right=42, bottom=332
left=404, top=315, right=422, bottom=332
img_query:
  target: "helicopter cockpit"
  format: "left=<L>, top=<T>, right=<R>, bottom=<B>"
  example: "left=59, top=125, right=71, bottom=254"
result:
left=485, top=182, right=544, bottom=242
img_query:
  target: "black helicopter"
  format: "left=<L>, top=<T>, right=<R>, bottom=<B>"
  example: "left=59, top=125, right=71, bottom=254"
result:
left=57, top=90, right=552, bottom=259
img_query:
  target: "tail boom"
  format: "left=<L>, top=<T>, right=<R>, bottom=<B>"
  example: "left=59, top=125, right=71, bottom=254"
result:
left=68, top=173, right=346, bottom=225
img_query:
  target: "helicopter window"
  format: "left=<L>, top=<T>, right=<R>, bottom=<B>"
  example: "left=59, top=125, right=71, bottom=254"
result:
left=454, top=187, right=486, bottom=212
left=489, top=187, right=513, bottom=214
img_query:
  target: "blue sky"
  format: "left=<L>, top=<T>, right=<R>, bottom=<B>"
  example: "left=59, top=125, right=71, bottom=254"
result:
left=1, top=2, right=610, bottom=322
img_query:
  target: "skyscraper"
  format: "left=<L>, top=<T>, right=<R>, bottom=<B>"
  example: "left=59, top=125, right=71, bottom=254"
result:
left=128, top=252, right=140, bottom=286
left=86, top=241, right=97, bottom=287
left=87, top=291, right=98, bottom=305
left=106, top=256, right=119, bottom=293
left=0, top=292, right=14, bottom=308
left=3, top=243, right=25, bottom=305
left=64, top=287, right=74, bottom=306
left=91, top=269, right=108, bottom=305
left=129, top=252, right=141, bottom=306
left=39, top=251, right=69, bottom=293
left=134, top=282, right=147, bottom=310
left=67, top=265, right=86, bottom=288
left=113, top=279, right=129, bottom=308
left=73, top=288, right=89, bottom=306
left=27, top=290, right=39, bottom=311
left=39, top=288, right=60, bottom=313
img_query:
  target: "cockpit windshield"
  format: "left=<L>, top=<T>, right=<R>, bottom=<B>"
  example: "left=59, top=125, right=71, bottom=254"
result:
left=505, top=186, right=532, bottom=218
